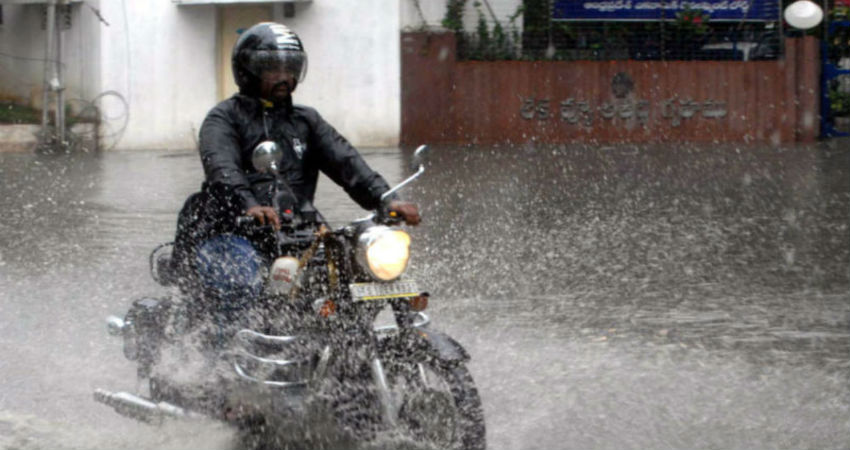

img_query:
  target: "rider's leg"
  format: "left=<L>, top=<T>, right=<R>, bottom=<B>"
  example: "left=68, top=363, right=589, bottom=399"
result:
left=165, top=192, right=210, bottom=286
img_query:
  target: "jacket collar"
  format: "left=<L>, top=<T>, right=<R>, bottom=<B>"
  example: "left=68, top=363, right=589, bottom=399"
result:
left=260, top=95, right=294, bottom=113
left=235, top=93, right=294, bottom=115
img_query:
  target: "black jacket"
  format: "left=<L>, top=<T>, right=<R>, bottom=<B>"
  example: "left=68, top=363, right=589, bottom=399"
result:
left=167, top=95, right=394, bottom=284
left=199, top=94, right=393, bottom=212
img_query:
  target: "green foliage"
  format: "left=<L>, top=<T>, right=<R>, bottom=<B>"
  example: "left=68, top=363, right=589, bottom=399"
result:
left=493, top=22, right=507, bottom=52
left=0, top=102, right=81, bottom=125
left=828, top=8, right=850, bottom=59
left=833, top=5, right=850, bottom=19
left=555, top=22, right=575, bottom=40
left=673, top=8, right=710, bottom=36
left=476, top=3, right=489, bottom=43
left=470, top=2, right=492, bottom=59
left=829, top=88, right=850, bottom=116
left=441, top=1, right=788, bottom=62
left=442, top=0, right=467, bottom=33
left=0, top=102, right=42, bottom=124
left=508, top=4, right=524, bottom=23
left=451, top=0, right=521, bottom=60
left=522, top=0, right=550, bottom=33
left=507, top=3, right=524, bottom=55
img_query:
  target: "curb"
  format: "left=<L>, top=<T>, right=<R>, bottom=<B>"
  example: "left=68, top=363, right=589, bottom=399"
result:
left=0, top=124, right=98, bottom=152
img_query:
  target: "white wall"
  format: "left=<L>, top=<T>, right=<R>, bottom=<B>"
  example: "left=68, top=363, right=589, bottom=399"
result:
left=1, top=1, right=407, bottom=150
left=400, top=0, right=446, bottom=30
left=97, top=0, right=400, bottom=150
left=400, top=0, right=523, bottom=32
left=66, top=2, right=103, bottom=104
left=98, top=1, right=218, bottom=150
left=277, top=1, right=401, bottom=147
left=0, top=5, right=45, bottom=104
left=0, top=3, right=101, bottom=111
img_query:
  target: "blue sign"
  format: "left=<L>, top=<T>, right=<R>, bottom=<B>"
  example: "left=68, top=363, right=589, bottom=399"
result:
left=553, top=0, right=780, bottom=21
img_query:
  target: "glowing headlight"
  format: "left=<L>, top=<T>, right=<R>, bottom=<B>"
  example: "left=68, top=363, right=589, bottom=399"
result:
left=356, top=226, right=411, bottom=281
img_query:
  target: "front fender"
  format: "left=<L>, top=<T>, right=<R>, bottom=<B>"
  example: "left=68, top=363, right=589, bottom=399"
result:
left=381, top=327, right=470, bottom=364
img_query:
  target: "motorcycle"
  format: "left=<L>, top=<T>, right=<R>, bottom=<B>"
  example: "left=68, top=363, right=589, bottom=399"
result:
left=94, top=144, right=486, bottom=449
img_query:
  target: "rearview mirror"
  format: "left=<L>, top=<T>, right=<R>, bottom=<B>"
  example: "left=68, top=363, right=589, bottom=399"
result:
left=410, top=144, right=429, bottom=172
left=381, top=144, right=430, bottom=203
left=252, top=141, right=283, bottom=174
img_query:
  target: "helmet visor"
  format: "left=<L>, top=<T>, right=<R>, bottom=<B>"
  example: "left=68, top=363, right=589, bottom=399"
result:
left=246, top=50, right=308, bottom=83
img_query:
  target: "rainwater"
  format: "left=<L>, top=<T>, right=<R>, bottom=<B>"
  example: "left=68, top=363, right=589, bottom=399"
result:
left=0, top=143, right=847, bottom=449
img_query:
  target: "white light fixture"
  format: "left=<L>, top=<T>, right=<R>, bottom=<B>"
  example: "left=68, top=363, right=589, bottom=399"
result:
left=784, top=0, right=824, bottom=30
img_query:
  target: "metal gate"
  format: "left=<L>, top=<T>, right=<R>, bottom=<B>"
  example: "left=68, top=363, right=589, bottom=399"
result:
left=821, top=18, right=850, bottom=137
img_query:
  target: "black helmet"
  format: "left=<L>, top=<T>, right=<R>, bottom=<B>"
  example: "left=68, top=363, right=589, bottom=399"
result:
left=231, top=22, right=308, bottom=95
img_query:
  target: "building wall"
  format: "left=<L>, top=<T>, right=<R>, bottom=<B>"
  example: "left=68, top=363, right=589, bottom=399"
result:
left=400, top=0, right=523, bottom=31
left=402, top=32, right=821, bottom=145
left=0, top=1, right=437, bottom=151
left=0, top=5, right=44, bottom=104
left=97, top=1, right=217, bottom=150
left=284, top=0, right=400, bottom=147
left=0, top=3, right=101, bottom=112
left=94, top=0, right=400, bottom=150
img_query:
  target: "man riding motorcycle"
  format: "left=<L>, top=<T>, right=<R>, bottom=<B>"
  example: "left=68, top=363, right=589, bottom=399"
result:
left=164, top=22, right=419, bottom=311
left=99, top=25, right=488, bottom=446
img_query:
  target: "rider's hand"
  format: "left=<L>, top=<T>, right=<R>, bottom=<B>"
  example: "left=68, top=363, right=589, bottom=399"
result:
left=387, top=201, right=421, bottom=226
left=245, top=205, right=281, bottom=230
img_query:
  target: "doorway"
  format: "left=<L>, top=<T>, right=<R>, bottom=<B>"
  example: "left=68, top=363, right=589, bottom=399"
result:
left=218, top=5, right=273, bottom=101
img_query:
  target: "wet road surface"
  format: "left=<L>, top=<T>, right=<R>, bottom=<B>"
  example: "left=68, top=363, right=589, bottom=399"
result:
left=0, top=143, right=848, bottom=449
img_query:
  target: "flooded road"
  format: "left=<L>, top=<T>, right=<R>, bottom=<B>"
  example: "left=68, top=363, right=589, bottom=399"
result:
left=0, top=143, right=848, bottom=449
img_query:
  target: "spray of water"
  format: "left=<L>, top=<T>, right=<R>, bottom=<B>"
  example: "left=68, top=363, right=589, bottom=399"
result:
left=0, top=143, right=848, bottom=449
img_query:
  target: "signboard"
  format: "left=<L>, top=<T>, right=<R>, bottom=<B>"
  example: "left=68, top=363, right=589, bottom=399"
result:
left=553, top=0, right=780, bottom=21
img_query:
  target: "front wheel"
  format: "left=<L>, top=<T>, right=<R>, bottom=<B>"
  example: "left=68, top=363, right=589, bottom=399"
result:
left=392, top=359, right=486, bottom=450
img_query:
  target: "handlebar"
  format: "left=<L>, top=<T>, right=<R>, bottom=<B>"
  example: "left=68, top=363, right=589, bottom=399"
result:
left=234, top=215, right=323, bottom=258
left=376, top=207, right=405, bottom=226
left=235, top=215, right=279, bottom=231
left=235, top=215, right=259, bottom=229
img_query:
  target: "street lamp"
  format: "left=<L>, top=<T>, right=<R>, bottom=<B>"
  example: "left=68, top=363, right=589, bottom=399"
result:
left=784, top=0, right=824, bottom=30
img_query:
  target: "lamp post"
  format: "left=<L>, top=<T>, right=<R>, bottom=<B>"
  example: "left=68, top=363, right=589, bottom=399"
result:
left=784, top=0, right=824, bottom=30
left=39, top=0, right=67, bottom=151
left=40, top=0, right=56, bottom=134
left=55, top=0, right=65, bottom=147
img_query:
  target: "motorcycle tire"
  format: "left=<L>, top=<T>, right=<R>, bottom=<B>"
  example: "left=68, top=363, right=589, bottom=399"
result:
left=397, top=360, right=486, bottom=450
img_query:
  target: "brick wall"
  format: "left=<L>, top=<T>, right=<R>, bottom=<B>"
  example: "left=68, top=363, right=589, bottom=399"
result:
left=401, top=33, right=820, bottom=145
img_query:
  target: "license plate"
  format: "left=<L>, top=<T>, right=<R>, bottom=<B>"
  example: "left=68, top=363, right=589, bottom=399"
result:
left=349, top=280, right=420, bottom=302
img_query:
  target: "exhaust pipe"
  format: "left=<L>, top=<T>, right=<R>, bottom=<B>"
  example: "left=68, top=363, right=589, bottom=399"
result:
left=94, top=389, right=202, bottom=424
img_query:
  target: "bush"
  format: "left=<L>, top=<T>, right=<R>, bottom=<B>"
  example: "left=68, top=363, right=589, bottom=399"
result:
left=829, top=89, right=850, bottom=116
left=0, top=102, right=42, bottom=124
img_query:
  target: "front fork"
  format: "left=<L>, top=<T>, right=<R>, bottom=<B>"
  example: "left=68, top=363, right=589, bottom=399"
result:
left=370, top=299, right=404, bottom=427
left=370, top=357, right=398, bottom=427
left=369, top=344, right=431, bottom=429
left=369, top=299, right=432, bottom=428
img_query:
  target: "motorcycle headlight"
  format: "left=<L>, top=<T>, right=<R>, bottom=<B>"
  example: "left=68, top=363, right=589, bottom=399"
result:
left=356, top=226, right=411, bottom=281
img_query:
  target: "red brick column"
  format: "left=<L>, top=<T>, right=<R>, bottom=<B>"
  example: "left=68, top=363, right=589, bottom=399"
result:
left=401, top=32, right=458, bottom=146
left=794, top=36, right=821, bottom=143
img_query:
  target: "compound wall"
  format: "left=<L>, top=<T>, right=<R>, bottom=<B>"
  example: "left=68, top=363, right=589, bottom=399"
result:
left=401, top=33, right=820, bottom=145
